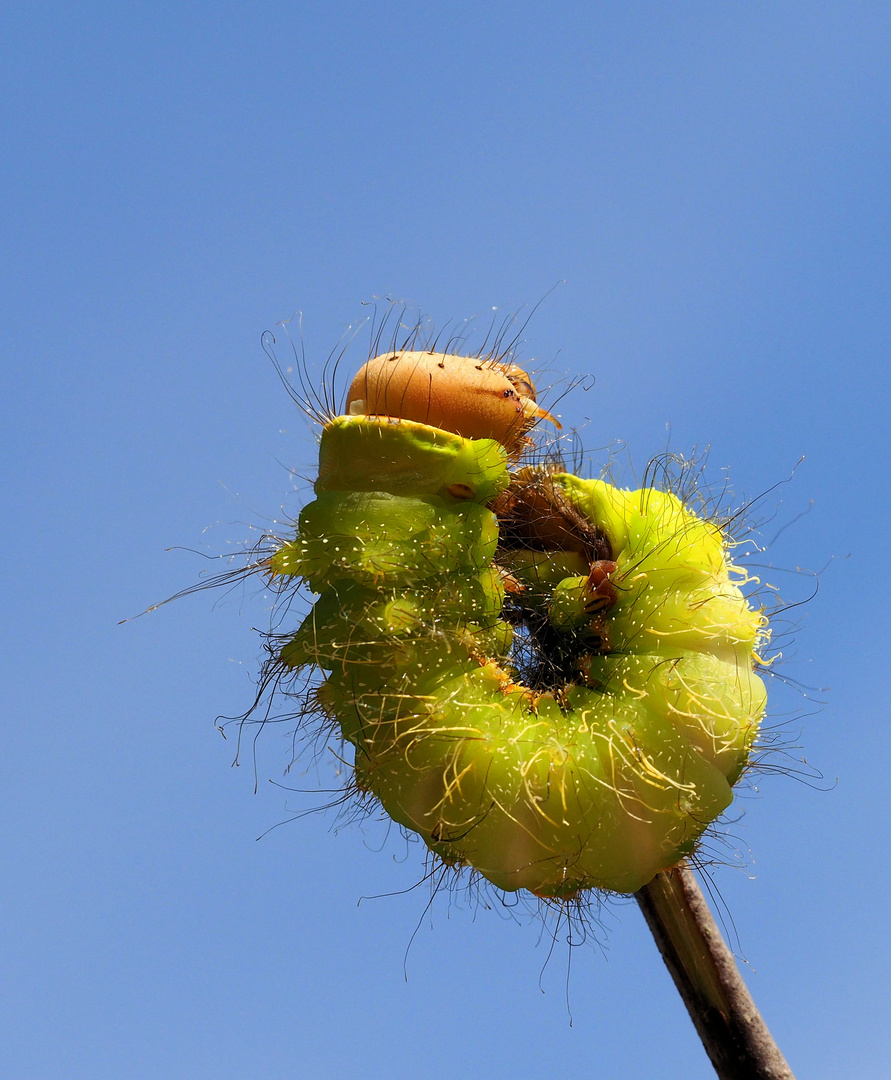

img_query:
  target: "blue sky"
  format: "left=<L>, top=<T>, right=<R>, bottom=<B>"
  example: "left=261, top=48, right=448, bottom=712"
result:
left=3, top=3, right=889, bottom=1077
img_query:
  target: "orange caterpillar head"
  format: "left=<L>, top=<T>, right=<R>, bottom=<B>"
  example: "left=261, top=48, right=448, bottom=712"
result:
left=345, top=350, right=560, bottom=458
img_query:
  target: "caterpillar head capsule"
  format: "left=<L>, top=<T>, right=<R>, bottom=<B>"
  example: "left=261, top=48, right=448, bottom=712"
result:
left=345, top=350, right=560, bottom=458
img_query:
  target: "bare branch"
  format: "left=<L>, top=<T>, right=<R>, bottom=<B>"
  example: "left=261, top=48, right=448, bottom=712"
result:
left=635, top=863, right=795, bottom=1080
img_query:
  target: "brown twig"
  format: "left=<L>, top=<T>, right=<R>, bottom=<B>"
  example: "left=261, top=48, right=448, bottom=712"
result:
left=635, top=862, right=795, bottom=1080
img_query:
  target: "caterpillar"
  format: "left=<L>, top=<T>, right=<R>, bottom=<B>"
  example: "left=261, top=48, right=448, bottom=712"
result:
left=264, top=346, right=769, bottom=899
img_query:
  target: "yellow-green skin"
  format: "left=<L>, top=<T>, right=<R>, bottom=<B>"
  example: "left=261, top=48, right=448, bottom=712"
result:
left=272, top=415, right=768, bottom=898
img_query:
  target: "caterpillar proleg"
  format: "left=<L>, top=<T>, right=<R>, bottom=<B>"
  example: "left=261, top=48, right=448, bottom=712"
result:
left=269, top=348, right=768, bottom=899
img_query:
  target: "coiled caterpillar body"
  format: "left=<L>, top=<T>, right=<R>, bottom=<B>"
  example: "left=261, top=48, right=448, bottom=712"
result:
left=269, top=350, right=768, bottom=899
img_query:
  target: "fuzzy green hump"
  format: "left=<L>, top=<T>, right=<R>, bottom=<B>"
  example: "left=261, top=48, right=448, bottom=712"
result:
left=314, top=415, right=510, bottom=504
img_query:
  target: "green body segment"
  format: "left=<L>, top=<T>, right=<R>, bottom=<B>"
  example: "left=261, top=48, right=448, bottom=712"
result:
left=272, top=415, right=767, bottom=897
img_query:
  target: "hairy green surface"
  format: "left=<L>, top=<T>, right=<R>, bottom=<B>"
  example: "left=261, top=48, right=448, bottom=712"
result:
left=272, top=416, right=767, bottom=897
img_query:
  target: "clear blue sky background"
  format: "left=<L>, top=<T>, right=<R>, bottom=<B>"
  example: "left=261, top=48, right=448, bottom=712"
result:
left=3, top=3, right=889, bottom=1077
